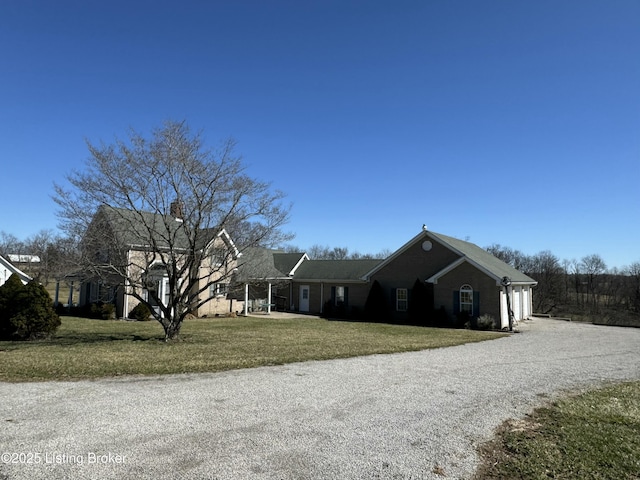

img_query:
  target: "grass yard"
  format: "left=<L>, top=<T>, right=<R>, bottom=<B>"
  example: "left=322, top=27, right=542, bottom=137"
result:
left=474, top=381, right=640, bottom=479
left=0, top=315, right=504, bottom=382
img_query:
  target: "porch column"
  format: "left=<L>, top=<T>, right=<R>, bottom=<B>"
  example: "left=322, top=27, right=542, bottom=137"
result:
left=499, top=289, right=509, bottom=329
left=267, top=282, right=272, bottom=314
left=244, top=283, right=249, bottom=316
left=123, top=288, right=129, bottom=320
left=67, top=281, right=74, bottom=308
left=289, top=281, right=294, bottom=310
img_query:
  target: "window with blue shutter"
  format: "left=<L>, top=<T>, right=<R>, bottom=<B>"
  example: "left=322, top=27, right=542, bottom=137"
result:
left=333, top=286, right=349, bottom=307
left=460, top=285, right=473, bottom=314
left=453, top=291, right=460, bottom=316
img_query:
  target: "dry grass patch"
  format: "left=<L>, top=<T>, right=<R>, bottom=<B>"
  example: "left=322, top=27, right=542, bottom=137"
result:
left=475, top=381, right=640, bottom=479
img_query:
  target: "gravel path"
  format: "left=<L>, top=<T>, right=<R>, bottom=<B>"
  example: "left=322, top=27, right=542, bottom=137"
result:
left=1, top=318, right=639, bottom=480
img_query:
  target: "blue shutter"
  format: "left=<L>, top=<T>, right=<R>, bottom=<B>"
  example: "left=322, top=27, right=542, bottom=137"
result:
left=331, top=286, right=336, bottom=304
left=344, top=286, right=349, bottom=307
left=473, top=291, right=480, bottom=316
left=453, top=291, right=460, bottom=315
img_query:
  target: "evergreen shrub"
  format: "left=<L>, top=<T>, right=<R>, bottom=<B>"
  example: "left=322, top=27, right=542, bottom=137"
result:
left=129, top=302, right=152, bottom=321
left=0, top=274, right=61, bottom=340
left=364, top=280, right=389, bottom=323
left=90, top=302, right=115, bottom=320
left=408, top=278, right=430, bottom=325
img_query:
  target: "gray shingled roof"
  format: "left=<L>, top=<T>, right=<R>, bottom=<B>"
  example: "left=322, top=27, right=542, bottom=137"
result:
left=294, top=259, right=383, bottom=282
left=234, top=248, right=294, bottom=281
left=98, top=205, right=216, bottom=250
left=429, top=231, right=537, bottom=284
left=273, top=252, right=306, bottom=275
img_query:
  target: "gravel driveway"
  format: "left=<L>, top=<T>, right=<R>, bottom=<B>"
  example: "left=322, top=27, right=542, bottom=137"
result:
left=1, top=318, right=639, bottom=480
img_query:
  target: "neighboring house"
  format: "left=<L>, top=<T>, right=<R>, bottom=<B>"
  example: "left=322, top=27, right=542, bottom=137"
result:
left=78, top=205, right=240, bottom=319
left=287, top=229, right=537, bottom=329
left=7, top=254, right=41, bottom=264
left=0, top=254, right=32, bottom=286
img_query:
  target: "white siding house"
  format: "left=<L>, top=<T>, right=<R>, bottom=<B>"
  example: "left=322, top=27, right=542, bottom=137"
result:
left=0, top=255, right=32, bottom=286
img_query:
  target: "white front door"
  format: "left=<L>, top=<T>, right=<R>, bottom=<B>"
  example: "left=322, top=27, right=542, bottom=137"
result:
left=299, top=285, right=310, bottom=312
left=149, top=277, right=170, bottom=317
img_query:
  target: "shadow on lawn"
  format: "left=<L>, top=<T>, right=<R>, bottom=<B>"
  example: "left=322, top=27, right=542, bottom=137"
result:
left=0, top=333, right=167, bottom=347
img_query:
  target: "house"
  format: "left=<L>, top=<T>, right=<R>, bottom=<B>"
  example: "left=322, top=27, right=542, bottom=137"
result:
left=0, top=255, right=32, bottom=286
left=77, top=205, right=535, bottom=328
left=78, top=205, right=240, bottom=319
left=286, top=229, right=537, bottom=329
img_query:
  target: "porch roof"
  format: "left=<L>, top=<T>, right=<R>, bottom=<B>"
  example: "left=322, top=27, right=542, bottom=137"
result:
left=234, top=248, right=300, bottom=282
left=293, top=259, right=382, bottom=282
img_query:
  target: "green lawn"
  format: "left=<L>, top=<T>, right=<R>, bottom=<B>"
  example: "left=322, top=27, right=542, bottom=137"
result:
left=0, top=315, right=504, bottom=382
left=475, top=381, right=640, bottom=479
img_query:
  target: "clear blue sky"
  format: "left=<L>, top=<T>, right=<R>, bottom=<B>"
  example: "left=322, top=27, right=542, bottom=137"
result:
left=1, top=1, right=638, bottom=268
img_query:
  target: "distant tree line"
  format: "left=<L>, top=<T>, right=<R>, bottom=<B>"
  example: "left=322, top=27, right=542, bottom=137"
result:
left=485, top=244, right=640, bottom=318
left=284, top=244, right=392, bottom=260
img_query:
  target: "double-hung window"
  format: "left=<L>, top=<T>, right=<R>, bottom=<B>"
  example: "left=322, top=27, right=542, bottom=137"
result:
left=460, top=284, right=473, bottom=315
left=335, top=286, right=345, bottom=306
left=396, top=288, right=408, bottom=311
left=210, top=283, right=228, bottom=298
left=210, top=248, right=227, bottom=269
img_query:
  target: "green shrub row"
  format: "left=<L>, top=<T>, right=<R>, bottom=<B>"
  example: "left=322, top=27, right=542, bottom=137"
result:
left=55, top=301, right=115, bottom=320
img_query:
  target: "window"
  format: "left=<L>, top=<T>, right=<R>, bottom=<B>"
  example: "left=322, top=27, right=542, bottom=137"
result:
left=396, top=288, right=408, bottom=311
left=210, top=248, right=227, bottom=269
left=335, top=286, right=345, bottom=306
left=460, top=284, right=473, bottom=315
left=162, top=278, right=170, bottom=306
left=210, top=283, right=228, bottom=298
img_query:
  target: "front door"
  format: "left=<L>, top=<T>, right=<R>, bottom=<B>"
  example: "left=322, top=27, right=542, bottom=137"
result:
left=148, top=277, right=170, bottom=317
left=299, top=285, right=310, bottom=312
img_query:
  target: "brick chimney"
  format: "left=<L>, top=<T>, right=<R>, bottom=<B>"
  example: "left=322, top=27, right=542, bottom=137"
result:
left=170, top=200, right=184, bottom=220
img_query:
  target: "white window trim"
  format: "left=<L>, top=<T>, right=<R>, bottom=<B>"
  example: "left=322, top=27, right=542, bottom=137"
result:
left=210, top=282, right=228, bottom=298
left=396, top=288, right=408, bottom=312
left=460, top=284, right=473, bottom=315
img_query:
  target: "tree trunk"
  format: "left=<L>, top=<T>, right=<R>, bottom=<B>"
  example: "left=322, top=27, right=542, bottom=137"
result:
left=162, top=318, right=183, bottom=341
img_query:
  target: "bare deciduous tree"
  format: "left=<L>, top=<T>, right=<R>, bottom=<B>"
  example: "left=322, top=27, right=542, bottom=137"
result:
left=0, top=232, right=24, bottom=257
left=53, top=120, right=291, bottom=340
left=0, top=230, right=78, bottom=286
left=626, top=262, right=640, bottom=313
left=484, top=243, right=528, bottom=270
left=526, top=250, right=562, bottom=314
left=581, top=254, right=607, bottom=311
